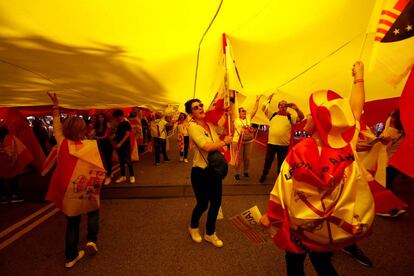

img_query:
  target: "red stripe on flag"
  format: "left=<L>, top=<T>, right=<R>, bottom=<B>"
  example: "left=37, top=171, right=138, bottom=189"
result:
left=375, top=37, right=383, bottom=41
left=231, top=216, right=263, bottom=243
left=376, top=28, right=389, bottom=34
left=234, top=217, right=265, bottom=243
left=381, top=10, right=399, bottom=19
left=379, top=19, right=394, bottom=26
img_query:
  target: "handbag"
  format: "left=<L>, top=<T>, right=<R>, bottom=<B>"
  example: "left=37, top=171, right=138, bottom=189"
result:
left=241, top=126, right=255, bottom=142
left=205, top=150, right=228, bottom=180
left=191, top=122, right=228, bottom=180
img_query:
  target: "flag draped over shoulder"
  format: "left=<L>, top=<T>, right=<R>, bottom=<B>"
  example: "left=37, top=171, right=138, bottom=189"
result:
left=0, top=134, right=34, bottom=178
left=267, top=138, right=374, bottom=253
left=46, top=139, right=105, bottom=216
left=0, top=108, right=45, bottom=172
left=371, top=0, right=414, bottom=85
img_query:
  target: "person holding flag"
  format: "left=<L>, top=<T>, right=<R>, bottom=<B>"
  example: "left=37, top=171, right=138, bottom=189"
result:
left=46, top=92, right=106, bottom=268
left=260, top=61, right=375, bottom=275
left=185, top=98, right=232, bottom=248
left=232, top=95, right=261, bottom=181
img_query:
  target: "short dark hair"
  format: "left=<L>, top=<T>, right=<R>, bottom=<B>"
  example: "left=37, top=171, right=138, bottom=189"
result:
left=184, top=99, right=201, bottom=114
left=112, top=109, right=124, bottom=118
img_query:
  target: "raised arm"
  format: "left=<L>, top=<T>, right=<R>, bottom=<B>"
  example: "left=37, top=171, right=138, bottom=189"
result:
left=262, top=93, right=275, bottom=118
left=250, top=95, right=262, bottom=119
left=47, top=92, right=64, bottom=145
left=289, top=103, right=305, bottom=123
left=349, top=61, right=365, bottom=122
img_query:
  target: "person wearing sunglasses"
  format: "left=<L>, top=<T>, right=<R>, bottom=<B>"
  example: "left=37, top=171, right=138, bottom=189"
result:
left=232, top=95, right=261, bottom=181
left=184, top=99, right=232, bottom=248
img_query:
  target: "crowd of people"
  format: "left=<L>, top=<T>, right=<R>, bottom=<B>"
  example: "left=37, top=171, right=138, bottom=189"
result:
left=0, top=61, right=410, bottom=275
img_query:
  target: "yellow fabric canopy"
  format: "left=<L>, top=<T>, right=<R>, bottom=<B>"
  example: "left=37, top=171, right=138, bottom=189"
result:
left=0, top=0, right=406, bottom=112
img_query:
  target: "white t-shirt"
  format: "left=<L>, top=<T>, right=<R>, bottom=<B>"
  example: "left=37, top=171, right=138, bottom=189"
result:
left=232, top=116, right=251, bottom=143
left=267, top=112, right=297, bottom=146
left=150, top=118, right=168, bottom=139
left=188, top=121, right=221, bottom=169
left=178, top=122, right=189, bottom=136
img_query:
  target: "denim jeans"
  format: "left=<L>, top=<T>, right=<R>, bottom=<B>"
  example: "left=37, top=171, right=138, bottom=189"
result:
left=153, top=137, right=168, bottom=163
left=190, top=167, right=222, bottom=235
left=65, top=209, right=99, bottom=261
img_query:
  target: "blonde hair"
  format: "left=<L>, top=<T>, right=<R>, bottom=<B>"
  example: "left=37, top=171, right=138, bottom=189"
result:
left=63, top=117, right=86, bottom=141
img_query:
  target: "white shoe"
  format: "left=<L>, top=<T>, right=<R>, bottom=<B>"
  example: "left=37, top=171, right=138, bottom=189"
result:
left=188, top=227, right=202, bottom=243
left=65, top=250, right=85, bottom=268
left=180, top=156, right=184, bottom=162
left=115, top=176, right=126, bottom=183
left=85, top=242, right=98, bottom=256
left=129, top=176, right=135, bottom=184
left=104, top=177, right=111, bottom=186
left=204, top=233, right=223, bottom=248
left=184, top=158, right=189, bottom=163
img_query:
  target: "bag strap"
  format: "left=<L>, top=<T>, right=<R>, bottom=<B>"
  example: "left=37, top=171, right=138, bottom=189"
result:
left=270, top=112, right=293, bottom=125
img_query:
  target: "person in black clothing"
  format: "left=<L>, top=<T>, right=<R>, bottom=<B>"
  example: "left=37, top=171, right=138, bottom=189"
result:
left=112, top=109, right=135, bottom=184
left=32, top=118, right=49, bottom=155
left=95, top=113, right=113, bottom=185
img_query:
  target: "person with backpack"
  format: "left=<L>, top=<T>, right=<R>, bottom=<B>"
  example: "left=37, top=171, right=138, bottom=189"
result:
left=259, top=96, right=304, bottom=183
left=260, top=61, right=374, bottom=275
left=150, top=111, right=171, bottom=165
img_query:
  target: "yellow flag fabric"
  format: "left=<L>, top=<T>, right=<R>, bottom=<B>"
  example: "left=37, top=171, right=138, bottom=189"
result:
left=0, top=1, right=406, bottom=112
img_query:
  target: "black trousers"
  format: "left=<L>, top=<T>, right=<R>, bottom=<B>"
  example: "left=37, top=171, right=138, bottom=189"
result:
left=116, top=145, right=134, bottom=177
left=285, top=251, right=337, bottom=276
left=65, top=209, right=99, bottom=261
left=153, top=137, right=168, bottom=163
left=180, top=136, right=190, bottom=158
left=0, top=177, right=20, bottom=198
left=386, top=165, right=401, bottom=193
left=98, top=139, right=113, bottom=177
left=190, top=167, right=222, bottom=235
left=262, top=144, right=289, bottom=177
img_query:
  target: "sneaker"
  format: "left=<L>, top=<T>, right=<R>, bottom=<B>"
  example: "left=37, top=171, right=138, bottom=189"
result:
left=204, top=233, right=224, bottom=248
left=0, top=196, right=8, bottom=205
left=377, top=208, right=407, bottom=218
left=10, top=195, right=24, bottom=203
left=259, top=175, right=267, bottom=184
left=129, top=176, right=135, bottom=184
left=155, top=163, right=161, bottom=166
left=65, top=250, right=85, bottom=268
left=179, top=156, right=184, bottom=162
left=342, top=246, right=373, bottom=267
left=244, top=173, right=250, bottom=178
left=104, top=177, right=111, bottom=186
left=115, top=176, right=126, bottom=183
left=234, top=174, right=240, bottom=181
left=85, top=242, right=98, bottom=256
left=188, top=227, right=202, bottom=243
left=184, top=158, right=189, bottom=163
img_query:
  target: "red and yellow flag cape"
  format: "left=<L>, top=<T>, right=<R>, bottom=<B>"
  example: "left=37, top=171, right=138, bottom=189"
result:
left=46, top=139, right=105, bottom=216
